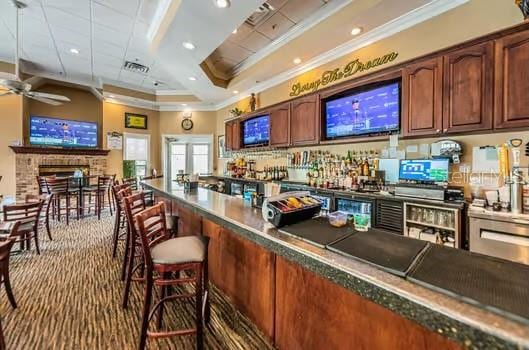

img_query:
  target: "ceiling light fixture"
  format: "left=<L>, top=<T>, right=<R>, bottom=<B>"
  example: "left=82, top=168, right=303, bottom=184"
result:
left=293, top=57, right=301, bottom=65
left=351, top=27, right=363, bottom=36
left=109, top=94, right=115, bottom=98
left=181, top=103, right=187, bottom=106
left=182, top=42, right=195, bottom=50
left=233, top=90, right=239, bottom=94
left=214, top=0, right=230, bottom=8
left=69, top=48, right=80, bottom=54
left=188, top=76, right=197, bottom=81
left=232, top=28, right=237, bottom=34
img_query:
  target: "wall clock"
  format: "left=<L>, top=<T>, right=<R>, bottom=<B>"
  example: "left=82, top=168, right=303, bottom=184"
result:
left=181, top=118, right=194, bottom=131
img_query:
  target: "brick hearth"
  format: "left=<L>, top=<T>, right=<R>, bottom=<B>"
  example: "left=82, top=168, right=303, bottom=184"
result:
left=15, top=154, right=107, bottom=200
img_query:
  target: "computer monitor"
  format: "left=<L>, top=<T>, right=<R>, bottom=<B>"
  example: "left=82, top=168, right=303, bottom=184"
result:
left=399, top=159, right=449, bottom=182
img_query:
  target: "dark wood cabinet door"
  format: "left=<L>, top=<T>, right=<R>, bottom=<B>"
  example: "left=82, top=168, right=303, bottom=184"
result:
left=231, top=120, right=241, bottom=151
left=402, top=57, right=443, bottom=137
left=494, top=30, right=529, bottom=129
left=443, top=42, right=493, bottom=133
left=225, top=122, right=233, bottom=151
left=290, top=94, right=319, bottom=145
left=269, top=103, right=290, bottom=147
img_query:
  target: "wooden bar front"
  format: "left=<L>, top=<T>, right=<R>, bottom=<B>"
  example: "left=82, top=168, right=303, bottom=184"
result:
left=165, top=196, right=461, bottom=349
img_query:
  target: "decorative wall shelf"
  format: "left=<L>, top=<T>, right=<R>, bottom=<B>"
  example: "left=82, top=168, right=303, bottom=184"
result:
left=9, top=146, right=110, bottom=156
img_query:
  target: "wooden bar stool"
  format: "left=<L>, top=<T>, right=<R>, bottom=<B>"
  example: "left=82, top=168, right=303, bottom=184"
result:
left=46, top=177, right=80, bottom=225
left=0, top=222, right=20, bottom=309
left=135, top=202, right=209, bottom=350
left=84, top=175, right=114, bottom=220
left=111, top=184, right=131, bottom=259
left=3, top=200, right=44, bottom=254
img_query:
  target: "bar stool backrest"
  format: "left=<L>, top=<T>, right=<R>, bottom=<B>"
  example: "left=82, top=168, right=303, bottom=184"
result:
left=122, top=192, right=147, bottom=246
left=97, top=176, right=114, bottom=191
left=36, top=175, right=54, bottom=194
left=122, top=177, right=138, bottom=191
left=134, top=202, right=168, bottom=269
left=3, top=200, right=44, bottom=232
left=46, top=177, right=70, bottom=194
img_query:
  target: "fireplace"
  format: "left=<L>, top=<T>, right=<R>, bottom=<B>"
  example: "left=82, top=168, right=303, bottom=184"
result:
left=39, top=164, right=90, bottom=177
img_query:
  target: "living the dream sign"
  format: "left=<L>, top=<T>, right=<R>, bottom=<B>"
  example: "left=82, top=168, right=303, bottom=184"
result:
left=289, top=51, right=399, bottom=97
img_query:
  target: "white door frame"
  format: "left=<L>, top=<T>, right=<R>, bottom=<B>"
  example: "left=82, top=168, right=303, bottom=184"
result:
left=161, top=134, right=214, bottom=178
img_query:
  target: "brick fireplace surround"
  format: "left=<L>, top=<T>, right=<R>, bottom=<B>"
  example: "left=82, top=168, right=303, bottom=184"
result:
left=12, top=148, right=108, bottom=200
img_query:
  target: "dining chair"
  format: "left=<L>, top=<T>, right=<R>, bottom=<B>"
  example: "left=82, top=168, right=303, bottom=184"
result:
left=0, top=221, right=20, bottom=309
left=134, top=202, right=209, bottom=350
left=3, top=200, right=44, bottom=254
left=46, top=177, right=80, bottom=225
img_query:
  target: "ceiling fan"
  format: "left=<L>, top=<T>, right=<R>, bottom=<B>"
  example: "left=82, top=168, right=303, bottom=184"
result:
left=0, top=0, right=70, bottom=106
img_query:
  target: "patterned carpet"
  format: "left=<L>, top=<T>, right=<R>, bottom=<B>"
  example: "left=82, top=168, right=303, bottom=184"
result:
left=1, top=214, right=274, bottom=350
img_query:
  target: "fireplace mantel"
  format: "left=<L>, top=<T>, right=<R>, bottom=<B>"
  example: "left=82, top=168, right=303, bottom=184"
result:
left=9, top=146, right=110, bottom=156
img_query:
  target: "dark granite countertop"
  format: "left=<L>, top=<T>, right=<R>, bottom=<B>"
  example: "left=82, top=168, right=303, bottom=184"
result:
left=142, top=178, right=529, bottom=349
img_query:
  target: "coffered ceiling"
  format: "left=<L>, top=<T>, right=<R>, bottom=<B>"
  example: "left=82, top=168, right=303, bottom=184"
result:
left=0, top=0, right=470, bottom=110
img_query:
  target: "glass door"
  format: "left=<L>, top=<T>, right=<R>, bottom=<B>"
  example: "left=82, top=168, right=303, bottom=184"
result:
left=168, top=143, right=187, bottom=182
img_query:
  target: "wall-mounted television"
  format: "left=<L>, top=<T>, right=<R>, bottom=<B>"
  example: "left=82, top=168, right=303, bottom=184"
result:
left=323, top=79, right=400, bottom=140
left=399, top=159, right=449, bottom=182
left=243, top=115, right=269, bottom=147
left=29, top=116, right=98, bottom=148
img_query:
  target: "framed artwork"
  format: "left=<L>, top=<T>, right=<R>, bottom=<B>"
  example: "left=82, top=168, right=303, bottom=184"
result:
left=218, top=135, right=226, bottom=158
left=125, top=113, right=148, bottom=129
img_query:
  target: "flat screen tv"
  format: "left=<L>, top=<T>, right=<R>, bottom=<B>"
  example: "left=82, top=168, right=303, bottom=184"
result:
left=29, top=116, right=98, bottom=148
left=243, top=115, right=269, bottom=147
left=323, top=80, right=400, bottom=139
left=399, top=159, right=449, bottom=182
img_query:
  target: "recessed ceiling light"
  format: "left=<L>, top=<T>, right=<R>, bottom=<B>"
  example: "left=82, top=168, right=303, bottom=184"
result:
left=188, top=76, right=197, bottom=81
left=293, top=57, right=301, bottom=65
left=214, top=0, right=230, bottom=8
left=69, top=48, right=80, bottom=54
left=232, top=28, right=237, bottom=34
left=233, top=90, right=239, bottom=94
left=181, top=103, right=187, bottom=106
left=182, top=42, right=195, bottom=50
left=109, top=94, right=115, bottom=98
left=351, top=27, right=363, bottom=36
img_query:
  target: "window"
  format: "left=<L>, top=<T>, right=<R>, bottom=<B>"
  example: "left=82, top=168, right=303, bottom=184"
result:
left=192, top=144, right=209, bottom=175
left=170, top=144, right=187, bottom=175
left=124, top=133, right=150, bottom=177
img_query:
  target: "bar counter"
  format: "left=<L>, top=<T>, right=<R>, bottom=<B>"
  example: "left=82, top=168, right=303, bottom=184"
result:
left=142, top=178, right=529, bottom=350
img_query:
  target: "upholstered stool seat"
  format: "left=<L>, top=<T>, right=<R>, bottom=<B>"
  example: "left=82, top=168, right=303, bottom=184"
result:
left=151, top=236, right=206, bottom=265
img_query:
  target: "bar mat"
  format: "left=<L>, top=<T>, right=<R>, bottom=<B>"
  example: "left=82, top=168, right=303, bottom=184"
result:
left=408, top=245, right=529, bottom=324
left=279, top=217, right=354, bottom=248
left=328, top=230, right=428, bottom=277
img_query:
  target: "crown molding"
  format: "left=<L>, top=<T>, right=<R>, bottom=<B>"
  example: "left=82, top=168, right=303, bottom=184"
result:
left=231, top=0, right=353, bottom=76
left=215, top=0, right=469, bottom=110
left=155, top=89, right=194, bottom=96
left=104, top=92, right=217, bottom=111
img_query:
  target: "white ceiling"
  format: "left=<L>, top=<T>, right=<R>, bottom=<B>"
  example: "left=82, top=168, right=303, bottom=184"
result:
left=0, top=0, right=470, bottom=109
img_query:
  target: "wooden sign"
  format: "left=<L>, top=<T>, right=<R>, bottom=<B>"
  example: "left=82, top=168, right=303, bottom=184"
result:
left=289, top=51, right=399, bottom=97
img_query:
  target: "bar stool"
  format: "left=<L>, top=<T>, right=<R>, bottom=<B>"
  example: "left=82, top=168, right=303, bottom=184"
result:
left=135, top=202, right=209, bottom=350
left=3, top=200, right=44, bottom=254
left=111, top=184, right=131, bottom=259
left=0, top=221, right=20, bottom=309
left=46, top=177, right=80, bottom=225
left=84, top=175, right=114, bottom=220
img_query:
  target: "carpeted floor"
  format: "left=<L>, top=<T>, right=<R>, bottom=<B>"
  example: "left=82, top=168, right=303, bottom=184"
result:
left=1, top=214, right=274, bottom=350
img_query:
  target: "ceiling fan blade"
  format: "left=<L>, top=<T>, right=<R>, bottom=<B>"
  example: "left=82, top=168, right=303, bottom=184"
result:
left=28, top=95, right=63, bottom=106
left=0, top=72, right=20, bottom=81
left=0, top=91, right=14, bottom=97
left=27, top=91, right=71, bottom=102
left=0, top=79, right=30, bottom=91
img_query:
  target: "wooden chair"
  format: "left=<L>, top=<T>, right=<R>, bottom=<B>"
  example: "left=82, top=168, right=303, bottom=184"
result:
left=84, top=176, right=115, bottom=220
left=0, top=222, right=20, bottom=309
left=46, top=177, right=80, bottom=225
left=122, top=177, right=139, bottom=191
left=26, top=193, right=52, bottom=241
left=3, top=200, right=44, bottom=254
left=135, top=202, right=209, bottom=350
left=111, top=184, right=131, bottom=259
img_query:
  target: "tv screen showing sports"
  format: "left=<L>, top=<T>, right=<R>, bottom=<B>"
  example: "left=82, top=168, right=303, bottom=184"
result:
left=399, top=159, right=449, bottom=182
left=243, top=115, right=269, bottom=146
left=324, top=80, right=400, bottom=139
left=30, top=116, right=98, bottom=148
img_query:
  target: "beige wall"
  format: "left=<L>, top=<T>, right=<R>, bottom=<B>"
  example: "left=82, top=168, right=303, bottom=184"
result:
left=102, top=102, right=161, bottom=180
left=25, top=83, right=103, bottom=145
left=159, top=110, right=218, bottom=170
left=0, top=95, right=23, bottom=197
